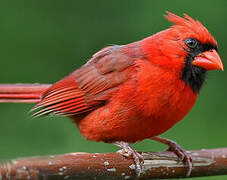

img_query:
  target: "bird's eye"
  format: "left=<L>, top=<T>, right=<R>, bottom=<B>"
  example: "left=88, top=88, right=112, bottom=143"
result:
left=185, top=38, right=198, bottom=49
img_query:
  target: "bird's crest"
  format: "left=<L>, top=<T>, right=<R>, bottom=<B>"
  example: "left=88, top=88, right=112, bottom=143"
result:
left=165, top=12, right=217, bottom=46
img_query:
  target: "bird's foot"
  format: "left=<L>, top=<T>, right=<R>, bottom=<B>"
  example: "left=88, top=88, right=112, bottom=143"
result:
left=166, top=140, right=192, bottom=177
left=151, top=136, right=192, bottom=177
left=114, top=141, right=143, bottom=176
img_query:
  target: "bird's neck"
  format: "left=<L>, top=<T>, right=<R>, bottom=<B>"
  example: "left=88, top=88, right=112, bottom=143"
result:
left=181, top=60, right=206, bottom=93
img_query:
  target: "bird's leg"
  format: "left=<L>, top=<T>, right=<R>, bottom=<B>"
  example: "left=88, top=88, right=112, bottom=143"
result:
left=114, top=141, right=143, bottom=176
left=151, top=136, right=192, bottom=177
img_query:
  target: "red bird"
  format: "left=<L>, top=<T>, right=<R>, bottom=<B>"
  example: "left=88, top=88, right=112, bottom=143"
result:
left=0, top=12, right=223, bottom=176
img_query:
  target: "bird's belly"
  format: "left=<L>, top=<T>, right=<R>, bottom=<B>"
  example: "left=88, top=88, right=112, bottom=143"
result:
left=74, top=64, right=198, bottom=143
left=75, top=84, right=197, bottom=143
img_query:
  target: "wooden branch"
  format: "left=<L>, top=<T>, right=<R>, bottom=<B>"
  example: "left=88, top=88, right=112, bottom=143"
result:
left=1, top=148, right=227, bottom=180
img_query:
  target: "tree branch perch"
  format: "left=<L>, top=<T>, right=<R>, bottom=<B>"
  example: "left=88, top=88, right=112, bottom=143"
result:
left=1, top=148, right=227, bottom=180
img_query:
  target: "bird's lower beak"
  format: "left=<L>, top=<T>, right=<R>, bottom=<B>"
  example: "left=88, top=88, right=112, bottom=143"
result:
left=192, top=49, right=224, bottom=71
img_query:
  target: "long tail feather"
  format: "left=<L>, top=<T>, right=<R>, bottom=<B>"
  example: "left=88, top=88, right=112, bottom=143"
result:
left=0, top=84, right=51, bottom=103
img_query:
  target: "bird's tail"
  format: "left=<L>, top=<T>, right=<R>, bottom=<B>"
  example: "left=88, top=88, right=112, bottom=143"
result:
left=0, top=84, right=51, bottom=103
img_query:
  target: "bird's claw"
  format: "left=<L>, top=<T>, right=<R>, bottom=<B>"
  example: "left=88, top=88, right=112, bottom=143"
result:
left=117, top=148, right=143, bottom=159
left=117, top=149, right=132, bottom=157
left=114, top=142, right=144, bottom=176
left=167, top=141, right=192, bottom=177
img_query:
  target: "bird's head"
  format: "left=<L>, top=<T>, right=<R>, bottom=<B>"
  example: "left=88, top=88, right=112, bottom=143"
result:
left=142, top=12, right=224, bottom=92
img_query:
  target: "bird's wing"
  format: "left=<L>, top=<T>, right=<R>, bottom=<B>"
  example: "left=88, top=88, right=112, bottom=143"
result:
left=31, top=45, right=136, bottom=117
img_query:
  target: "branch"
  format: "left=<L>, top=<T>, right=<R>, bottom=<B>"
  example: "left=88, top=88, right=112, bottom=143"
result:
left=1, top=148, right=227, bottom=180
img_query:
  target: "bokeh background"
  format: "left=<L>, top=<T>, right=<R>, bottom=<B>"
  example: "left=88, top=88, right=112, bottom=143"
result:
left=0, top=0, right=226, bottom=179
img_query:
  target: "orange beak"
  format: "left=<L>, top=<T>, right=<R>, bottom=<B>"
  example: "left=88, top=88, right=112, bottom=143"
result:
left=192, top=50, right=224, bottom=71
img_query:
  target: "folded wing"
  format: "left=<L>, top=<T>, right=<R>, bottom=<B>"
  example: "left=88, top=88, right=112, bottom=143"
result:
left=31, top=45, right=136, bottom=117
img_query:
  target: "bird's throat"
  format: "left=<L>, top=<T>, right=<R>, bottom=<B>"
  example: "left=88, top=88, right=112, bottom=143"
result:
left=181, top=61, right=206, bottom=93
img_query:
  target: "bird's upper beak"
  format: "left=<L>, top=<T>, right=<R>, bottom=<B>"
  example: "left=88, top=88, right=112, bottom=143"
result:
left=192, top=49, right=224, bottom=71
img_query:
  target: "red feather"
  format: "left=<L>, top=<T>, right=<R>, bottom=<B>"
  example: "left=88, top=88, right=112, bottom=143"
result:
left=0, top=12, right=223, bottom=144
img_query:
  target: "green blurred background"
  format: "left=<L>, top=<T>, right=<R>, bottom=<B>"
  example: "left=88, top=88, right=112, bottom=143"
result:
left=0, top=0, right=226, bottom=179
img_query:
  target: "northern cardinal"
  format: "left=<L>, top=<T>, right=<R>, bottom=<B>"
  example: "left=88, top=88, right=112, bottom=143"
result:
left=0, top=12, right=223, bottom=177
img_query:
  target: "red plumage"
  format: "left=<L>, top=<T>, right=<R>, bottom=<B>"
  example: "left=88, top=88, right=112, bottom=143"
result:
left=0, top=12, right=223, bottom=176
left=30, top=12, right=222, bottom=143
